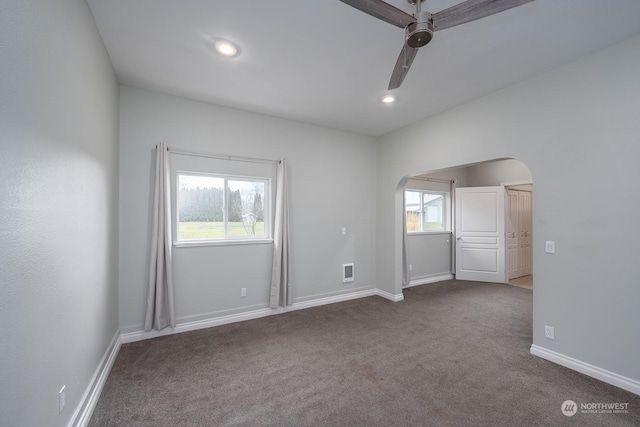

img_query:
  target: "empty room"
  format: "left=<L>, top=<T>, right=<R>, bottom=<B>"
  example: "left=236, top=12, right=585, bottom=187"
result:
left=2, top=0, right=640, bottom=426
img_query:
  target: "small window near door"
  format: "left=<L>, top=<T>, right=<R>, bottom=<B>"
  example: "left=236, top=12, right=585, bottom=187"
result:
left=405, top=190, right=446, bottom=232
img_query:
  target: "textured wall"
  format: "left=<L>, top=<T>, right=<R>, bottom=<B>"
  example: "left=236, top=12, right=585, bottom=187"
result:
left=0, top=0, right=120, bottom=425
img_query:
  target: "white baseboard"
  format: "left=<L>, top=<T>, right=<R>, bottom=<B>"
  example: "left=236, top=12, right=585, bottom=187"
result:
left=71, top=331, right=122, bottom=427
left=122, top=287, right=391, bottom=344
left=121, top=307, right=276, bottom=344
left=292, top=288, right=403, bottom=305
left=530, top=344, right=640, bottom=396
left=288, top=289, right=377, bottom=312
left=407, top=273, right=454, bottom=288
left=375, top=289, right=404, bottom=302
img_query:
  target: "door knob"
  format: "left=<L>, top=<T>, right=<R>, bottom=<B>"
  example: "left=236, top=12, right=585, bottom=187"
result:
left=456, top=237, right=462, bottom=240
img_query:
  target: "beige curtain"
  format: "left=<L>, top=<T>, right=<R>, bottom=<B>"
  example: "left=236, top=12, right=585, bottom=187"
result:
left=270, top=159, right=291, bottom=308
left=144, top=143, right=176, bottom=330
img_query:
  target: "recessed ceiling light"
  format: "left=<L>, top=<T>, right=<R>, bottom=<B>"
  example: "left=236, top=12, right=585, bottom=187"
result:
left=381, top=94, right=396, bottom=104
left=213, top=40, right=239, bottom=57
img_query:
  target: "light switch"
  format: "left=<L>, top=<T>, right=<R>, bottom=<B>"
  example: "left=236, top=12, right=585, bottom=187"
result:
left=341, top=227, right=347, bottom=236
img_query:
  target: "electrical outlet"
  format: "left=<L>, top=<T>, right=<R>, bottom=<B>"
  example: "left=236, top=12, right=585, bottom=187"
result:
left=240, top=288, right=247, bottom=297
left=341, top=227, right=347, bottom=236
left=544, top=325, right=555, bottom=340
left=545, top=241, right=556, bottom=254
left=409, top=264, right=412, bottom=271
left=59, top=385, right=66, bottom=414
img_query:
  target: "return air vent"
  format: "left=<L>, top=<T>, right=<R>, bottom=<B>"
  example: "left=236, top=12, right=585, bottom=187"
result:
left=342, top=263, right=354, bottom=283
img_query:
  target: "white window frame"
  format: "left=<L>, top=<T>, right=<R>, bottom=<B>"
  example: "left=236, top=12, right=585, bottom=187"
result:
left=405, top=189, right=450, bottom=234
left=174, top=171, right=272, bottom=247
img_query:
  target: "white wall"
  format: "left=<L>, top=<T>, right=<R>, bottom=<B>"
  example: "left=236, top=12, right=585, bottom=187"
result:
left=119, top=87, right=377, bottom=333
left=377, top=35, right=640, bottom=384
left=0, top=0, right=120, bottom=425
left=406, top=233, right=452, bottom=283
left=466, top=158, right=532, bottom=186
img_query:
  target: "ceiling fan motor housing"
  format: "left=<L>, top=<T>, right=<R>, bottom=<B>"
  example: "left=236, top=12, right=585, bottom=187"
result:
left=406, top=11, right=433, bottom=48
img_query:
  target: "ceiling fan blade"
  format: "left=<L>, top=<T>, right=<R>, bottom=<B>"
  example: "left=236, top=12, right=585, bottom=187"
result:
left=432, top=0, right=534, bottom=32
left=388, top=43, right=419, bottom=90
left=339, top=0, right=415, bottom=29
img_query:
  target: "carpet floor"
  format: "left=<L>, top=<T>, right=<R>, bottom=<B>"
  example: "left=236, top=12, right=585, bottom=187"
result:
left=89, top=280, right=640, bottom=426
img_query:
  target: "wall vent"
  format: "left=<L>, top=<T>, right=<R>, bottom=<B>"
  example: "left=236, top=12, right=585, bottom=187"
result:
left=342, top=263, right=354, bottom=283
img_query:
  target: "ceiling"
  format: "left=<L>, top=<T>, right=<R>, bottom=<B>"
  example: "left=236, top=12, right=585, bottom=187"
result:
left=87, top=0, right=640, bottom=137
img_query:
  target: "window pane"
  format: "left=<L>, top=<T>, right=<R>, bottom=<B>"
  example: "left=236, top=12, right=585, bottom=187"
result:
left=177, top=175, right=225, bottom=240
left=227, top=180, right=266, bottom=237
left=405, top=191, right=421, bottom=232
left=423, top=193, right=443, bottom=230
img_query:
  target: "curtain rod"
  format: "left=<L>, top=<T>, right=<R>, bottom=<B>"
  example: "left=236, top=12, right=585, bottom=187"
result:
left=167, top=147, right=279, bottom=165
left=409, top=176, right=454, bottom=184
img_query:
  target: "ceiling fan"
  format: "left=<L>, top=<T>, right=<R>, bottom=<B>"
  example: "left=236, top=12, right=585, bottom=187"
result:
left=339, top=0, right=534, bottom=89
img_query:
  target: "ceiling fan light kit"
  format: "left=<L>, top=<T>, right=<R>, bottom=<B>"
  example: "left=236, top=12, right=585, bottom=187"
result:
left=406, top=12, right=433, bottom=48
left=339, top=0, right=534, bottom=90
left=406, top=1, right=433, bottom=49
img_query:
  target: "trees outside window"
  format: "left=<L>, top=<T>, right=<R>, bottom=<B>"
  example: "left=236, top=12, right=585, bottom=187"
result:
left=177, top=173, right=268, bottom=241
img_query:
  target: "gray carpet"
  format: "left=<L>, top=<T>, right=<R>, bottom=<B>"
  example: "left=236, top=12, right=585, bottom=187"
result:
left=90, top=280, right=640, bottom=426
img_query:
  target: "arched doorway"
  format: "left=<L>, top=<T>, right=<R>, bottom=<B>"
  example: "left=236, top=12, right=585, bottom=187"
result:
left=400, top=158, right=533, bottom=291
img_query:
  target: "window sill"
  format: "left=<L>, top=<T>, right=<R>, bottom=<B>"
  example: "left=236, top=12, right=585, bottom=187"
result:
left=174, top=239, right=273, bottom=248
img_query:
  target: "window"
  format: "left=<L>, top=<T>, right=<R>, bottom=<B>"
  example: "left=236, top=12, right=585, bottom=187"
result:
left=405, top=190, right=447, bottom=232
left=176, top=172, right=269, bottom=242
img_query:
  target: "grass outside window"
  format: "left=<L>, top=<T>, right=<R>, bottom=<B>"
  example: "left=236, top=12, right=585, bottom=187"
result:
left=178, top=221, right=266, bottom=240
left=176, top=172, right=269, bottom=243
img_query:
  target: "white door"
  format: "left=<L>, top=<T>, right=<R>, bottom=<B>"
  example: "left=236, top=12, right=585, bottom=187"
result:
left=455, top=186, right=505, bottom=283
left=518, top=191, right=532, bottom=276
left=506, top=190, right=519, bottom=280
left=506, top=189, right=533, bottom=280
